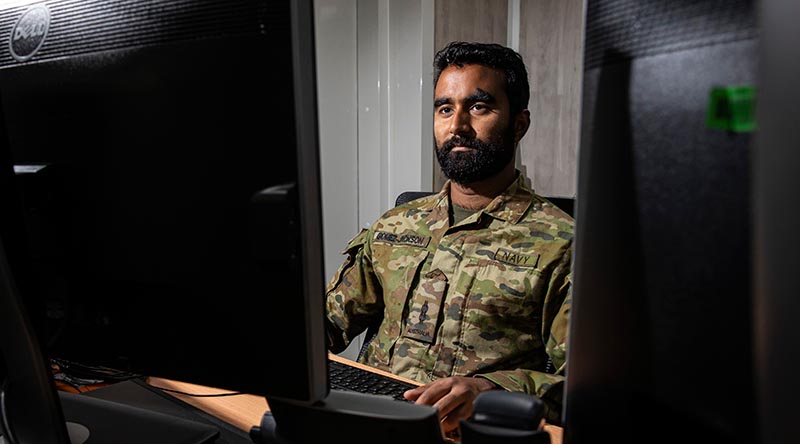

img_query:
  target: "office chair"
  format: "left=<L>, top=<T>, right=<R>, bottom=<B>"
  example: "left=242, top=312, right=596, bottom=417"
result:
left=543, top=197, right=574, bottom=218
left=394, top=191, right=436, bottom=207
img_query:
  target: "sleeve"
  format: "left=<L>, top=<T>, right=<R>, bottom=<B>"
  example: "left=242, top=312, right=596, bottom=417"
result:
left=324, top=228, right=385, bottom=354
left=474, top=243, right=573, bottom=425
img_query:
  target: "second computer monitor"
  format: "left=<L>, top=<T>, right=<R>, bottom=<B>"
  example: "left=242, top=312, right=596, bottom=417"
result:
left=565, top=1, right=758, bottom=443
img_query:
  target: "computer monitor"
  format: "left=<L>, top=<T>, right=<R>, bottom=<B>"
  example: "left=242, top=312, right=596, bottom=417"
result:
left=0, top=0, right=325, bottom=441
left=565, top=1, right=758, bottom=443
left=0, top=1, right=441, bottom=443
left=0, top=0, right=327, bottom=396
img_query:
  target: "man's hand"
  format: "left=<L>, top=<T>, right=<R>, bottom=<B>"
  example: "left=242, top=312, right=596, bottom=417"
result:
left=403, top=376, right=498, bottom=434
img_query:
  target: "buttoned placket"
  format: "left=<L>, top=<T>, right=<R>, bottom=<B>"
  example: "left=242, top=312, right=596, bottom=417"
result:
left=424, top=209, right=491, bottom=378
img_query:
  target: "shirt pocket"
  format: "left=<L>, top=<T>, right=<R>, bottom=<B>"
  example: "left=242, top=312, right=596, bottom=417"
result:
left=462, top=254, right=544, bottom=324
left=457, top=257, right=545, bottom=365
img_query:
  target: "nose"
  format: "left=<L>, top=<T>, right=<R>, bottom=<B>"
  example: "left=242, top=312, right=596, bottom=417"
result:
left=449, top=108, right=473, bottom=137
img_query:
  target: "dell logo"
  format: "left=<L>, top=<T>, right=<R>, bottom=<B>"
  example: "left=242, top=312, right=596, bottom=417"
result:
left=9, top=4, right=50, bottom=62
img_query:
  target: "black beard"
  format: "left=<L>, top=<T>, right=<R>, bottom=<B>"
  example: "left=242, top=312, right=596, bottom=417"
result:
left=436, top=127, right=515, bottom=184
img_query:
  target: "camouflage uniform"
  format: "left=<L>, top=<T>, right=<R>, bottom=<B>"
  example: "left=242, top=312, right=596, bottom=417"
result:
left=325, top=172, right=573, bottom=422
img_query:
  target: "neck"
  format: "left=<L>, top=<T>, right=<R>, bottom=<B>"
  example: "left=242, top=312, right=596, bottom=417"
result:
left=450, top=164, right=517, bottom=210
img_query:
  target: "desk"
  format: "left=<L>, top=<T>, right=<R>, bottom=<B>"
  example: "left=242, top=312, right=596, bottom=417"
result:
left=147, top=354, right=564, bottom=444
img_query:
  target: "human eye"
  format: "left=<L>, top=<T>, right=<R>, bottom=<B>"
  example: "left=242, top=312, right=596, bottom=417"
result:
left=471, top=103, right=489, bottom=113
left=437, top=105, right=453, bottom=115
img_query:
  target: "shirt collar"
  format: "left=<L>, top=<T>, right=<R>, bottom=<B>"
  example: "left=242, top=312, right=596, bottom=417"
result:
left=421, top=172, right=535, bottom=225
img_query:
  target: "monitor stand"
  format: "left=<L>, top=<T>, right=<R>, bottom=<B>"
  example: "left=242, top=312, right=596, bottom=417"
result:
left=260, top=390, right=445, bottom=444
left=61, top=390, right=219, bottom=444
left=1, top=390, right=220, bottom=444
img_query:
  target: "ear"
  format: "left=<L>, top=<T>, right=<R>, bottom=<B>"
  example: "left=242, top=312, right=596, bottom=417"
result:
left=513, top=109, right=531, bottom=143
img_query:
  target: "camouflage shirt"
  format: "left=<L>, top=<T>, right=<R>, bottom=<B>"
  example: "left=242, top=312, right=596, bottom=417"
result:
left=325, top=173, right=573, bottom=422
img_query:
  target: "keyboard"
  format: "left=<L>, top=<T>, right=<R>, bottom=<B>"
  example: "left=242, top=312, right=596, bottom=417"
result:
left=328, top=359, right=418, bottom=401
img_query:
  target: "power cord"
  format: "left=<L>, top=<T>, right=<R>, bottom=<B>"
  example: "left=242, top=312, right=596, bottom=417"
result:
left=50, top=358, right=140, bottom=383
left=0, top=380, right=18, bottom=444
left=150, top=385, right=244, bottom=398
left=51, top=373, right=85, bottom=393
left=51, top=357, right=244, bottom=398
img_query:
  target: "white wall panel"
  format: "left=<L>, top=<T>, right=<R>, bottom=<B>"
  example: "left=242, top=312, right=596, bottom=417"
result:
left=385, top=0, right=434, bottom=208
left=314, top=0, right=358, bottom=281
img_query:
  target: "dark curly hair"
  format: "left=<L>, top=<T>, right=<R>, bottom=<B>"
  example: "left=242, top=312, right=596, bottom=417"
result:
left=433, top=41, right=530, bottom=116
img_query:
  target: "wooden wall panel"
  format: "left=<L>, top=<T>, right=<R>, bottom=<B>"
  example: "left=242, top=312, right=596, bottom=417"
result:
left=518, top=0, right=583, bottom=197
left=434, top=0, right=508, bottom=51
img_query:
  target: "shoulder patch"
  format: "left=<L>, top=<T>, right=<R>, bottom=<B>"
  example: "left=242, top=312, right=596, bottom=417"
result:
left=373, top=231, right=431, bottom=248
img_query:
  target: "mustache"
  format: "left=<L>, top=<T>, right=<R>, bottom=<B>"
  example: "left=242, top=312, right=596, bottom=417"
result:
left=440, top=136, right=484, bottom=153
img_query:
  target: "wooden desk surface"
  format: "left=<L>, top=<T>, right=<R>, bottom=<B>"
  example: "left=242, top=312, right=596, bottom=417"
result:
left=147, top=354, right=563, bottom=444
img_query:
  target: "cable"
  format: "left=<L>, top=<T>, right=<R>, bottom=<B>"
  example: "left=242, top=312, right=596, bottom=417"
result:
left=51, top=373, right=84, bottom=393
left=50, top=357, right=141, bottom=393
left=51, top=357, right=244, bottom=397
left=50, top=358, right=140, bottom=383
left=0, top=380, right=18, bottom=444
left=150, top=385, right=244, bottom=398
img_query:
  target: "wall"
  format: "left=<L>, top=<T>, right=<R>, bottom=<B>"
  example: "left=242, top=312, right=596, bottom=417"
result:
left=315, top=0, right=435, bottom=360
left=314, top=0, right=358, bottom=286
left=518, top=0, right=584, bottom=198
left=315, top=0, right=435, bottom=282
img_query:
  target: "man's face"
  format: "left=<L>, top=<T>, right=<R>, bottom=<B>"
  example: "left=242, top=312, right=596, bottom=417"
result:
left=433, top=64, right=526, bottom=184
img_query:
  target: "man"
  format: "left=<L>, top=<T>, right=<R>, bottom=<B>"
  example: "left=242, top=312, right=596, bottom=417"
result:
left=325, top=41, right=573, bottom=433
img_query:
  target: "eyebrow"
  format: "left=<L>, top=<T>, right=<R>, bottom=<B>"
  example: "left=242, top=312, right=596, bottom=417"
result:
left=433, top=88, right=497, bottom=109
left=466, top=88, right=496, bottom=104
left=433, top=97, right=451, bottom=108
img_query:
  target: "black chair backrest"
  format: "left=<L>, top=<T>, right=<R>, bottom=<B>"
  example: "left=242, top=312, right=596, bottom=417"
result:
left=546, top=197, right=574, bottom=218
left=395, top=191, right=435, bottom=207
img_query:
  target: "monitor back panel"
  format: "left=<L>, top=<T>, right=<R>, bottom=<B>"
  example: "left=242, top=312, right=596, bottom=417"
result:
left=567, top=1, right=758, bottom=443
